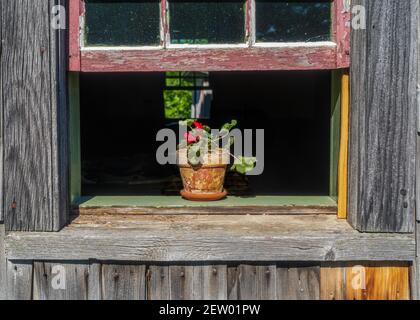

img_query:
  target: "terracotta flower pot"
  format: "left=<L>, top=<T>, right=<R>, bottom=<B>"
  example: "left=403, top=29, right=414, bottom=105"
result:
left=177, top=149, right=229, bottom=201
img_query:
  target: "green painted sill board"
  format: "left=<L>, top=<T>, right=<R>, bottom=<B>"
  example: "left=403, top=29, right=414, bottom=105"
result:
left=77, top=195, right=337, bottom=208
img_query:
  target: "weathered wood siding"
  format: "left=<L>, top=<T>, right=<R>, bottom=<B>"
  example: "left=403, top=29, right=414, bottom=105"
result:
left=0, top=0, right=4, bottom=223
left=414, top=0, right=420, bottom=300
left=3, top=261, right=411, bottom=300
left=348, top=0, right=418, bottom=232
left=0, top=0, right=68, bottom=231
left=0, top=225, right=6, bottom=299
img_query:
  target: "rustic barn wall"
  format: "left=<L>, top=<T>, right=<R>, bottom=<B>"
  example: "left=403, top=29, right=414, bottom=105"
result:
left=348, top=0, right=418, bottom=232
left=3, top=261, right=411, bottom=300
left=0, top=225, right=6, bottom=299
left=0, top=0, right=68, bottom=231
left=0, top=0, right=4, bottom=224
left=415, top=0, right=420, bottom=301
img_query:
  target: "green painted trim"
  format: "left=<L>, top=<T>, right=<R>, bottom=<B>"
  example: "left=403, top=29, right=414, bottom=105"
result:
left=77, top=196, right=337, bottom=208
left=329, top=70, right=342, bottom=200
left=69, top=73, right=81, bottom=204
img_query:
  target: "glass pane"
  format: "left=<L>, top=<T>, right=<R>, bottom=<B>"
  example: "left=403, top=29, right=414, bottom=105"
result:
left=85, top=0, right=160, bottom=46
left=169, top=0, right=245, bottom=45
left=256, top=0, right=332, bottom=42
left=164, top=72, right=212, bottom=119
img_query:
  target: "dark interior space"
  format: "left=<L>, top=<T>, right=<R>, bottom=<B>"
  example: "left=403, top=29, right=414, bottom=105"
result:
left=80, top=70, right=331, bottom=197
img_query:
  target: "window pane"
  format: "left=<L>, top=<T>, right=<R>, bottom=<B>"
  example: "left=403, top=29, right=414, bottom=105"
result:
left=164, top=72, right=212, bottom=119
left=85, top=0, right=160, bottom=46
left=169, top=1, right=245, bottom=45
left=256, top=1, right=331, bottom=42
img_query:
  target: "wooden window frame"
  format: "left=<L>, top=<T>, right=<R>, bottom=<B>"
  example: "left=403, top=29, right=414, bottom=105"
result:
left=69, top=0, right=350, bottom=72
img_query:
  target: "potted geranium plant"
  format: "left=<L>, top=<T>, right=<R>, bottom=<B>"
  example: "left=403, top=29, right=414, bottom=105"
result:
left=177, top=119, right=256, bottom=201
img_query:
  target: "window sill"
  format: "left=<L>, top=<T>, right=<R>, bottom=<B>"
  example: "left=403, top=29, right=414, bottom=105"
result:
left=4, top=215, right=415, bottom=262
left=74, top=195, right=338, bottom=215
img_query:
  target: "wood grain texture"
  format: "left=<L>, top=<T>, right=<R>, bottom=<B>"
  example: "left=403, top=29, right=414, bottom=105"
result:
left=345, top=264, right=410, bottom=300
left=76, top=205, right=337, bottom=216
left=194, top=266, right=227, bottom=300
left=4, top=214, right=415, bottom=262
left=167, top=265, right=227, bottom=300
left=236, top=265, right=277, bottom=300
left=169, top=266, right=194, bottom=300
left=6, top=260, right=33, bottom=300
left=1, top=0, right=68, bottom=231
left=0, top=225, right=6, bottom=299
left=69, top=0, right=81, bottom=70
left=348, top=0, right=417, bottom=232
left=335, top=0, right=351, bottom=68
left=1, top=261, right=413, bottom=300
left=80, top=45, right=338, bottom=72
left=101, top=264, right=146, bottom=300
left=52, top=0, right=69, bottom=231
left=338, top=71, right=349, bottom=219
left=87, top=260, right=102, bottom=300
left=277, top=266, right=320, bottom=300
left=227, top=267, right=238, bottom=300
left=33, top=261, right=88, bottom=300
left=320, top=265, right=346, bottom=300
left=147, top=266, right=170, bottom=300
left=0, top=0, right=3, bottom=224
left=414, top=0, right=420, bottom=301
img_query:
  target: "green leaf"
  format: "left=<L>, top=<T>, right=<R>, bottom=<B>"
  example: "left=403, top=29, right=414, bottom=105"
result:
left=221, top=119, right=238, bottom=132
left=179, top=119, right=195, bottom=127
left=231, top=156, right=257, bottom=174
left=188, top=145, right=202, bottom=166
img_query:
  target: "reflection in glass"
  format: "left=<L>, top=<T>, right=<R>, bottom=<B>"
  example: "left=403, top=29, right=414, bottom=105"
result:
left=256, top=0, right=331, bottom=42
left=85, top=0, right=160, bottom=46
left=169, top=1, right=245, bottom=44
left=164, top=72, right=212, bottom=119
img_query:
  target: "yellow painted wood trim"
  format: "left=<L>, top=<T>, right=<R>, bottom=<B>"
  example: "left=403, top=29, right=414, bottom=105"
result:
left=338, top=71, right=349, bottom=219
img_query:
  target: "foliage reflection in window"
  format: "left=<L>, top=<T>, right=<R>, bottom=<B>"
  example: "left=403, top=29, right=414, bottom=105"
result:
left=164, top=72, right=213, bottom=119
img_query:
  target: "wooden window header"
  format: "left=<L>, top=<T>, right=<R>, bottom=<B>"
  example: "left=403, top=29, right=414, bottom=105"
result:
left=69, top=0, right=350, bottom=72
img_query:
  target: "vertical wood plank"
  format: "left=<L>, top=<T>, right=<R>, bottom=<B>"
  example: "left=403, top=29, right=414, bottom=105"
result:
left=414, top=0, right=420, bottom=301
left=338, top=71, right=349, bottom=219
left=169, top=266, right=194, bottom=300
left=0, top=0, right=3, bottom=224
left=345, top=264, right=410, bottom=300
left=87, top=260, right=102, bottom=300
left=245, top=0, right=255, bottom=46
left=348, top=0, right=417, bottom=232
left=0, top=225, right=6, bottom=299
left=69, top=0, right=81, bottom=70
left=51, top=0, right=69, bottom=231
left=335, top=0, right=351, bottom=68
left=160, top=0, right=168, bottom=47
left=101, top=264, right=146, bottom=300
left=194, top=266, right=227, bottom=300
left=147, top=265, right=170, bottom=300
left=320, top=266, right=346, bottom=300
left=6, top=260, right=33, bottom=300
left=33, top=261, right=88, bottom=300
left=227, top=266, right=238, bottom=300
left=1, top=0, right=68, bottom=231
left=277, top=266, right=320, bottom=300
left=237, top=265, right=276, bottom=300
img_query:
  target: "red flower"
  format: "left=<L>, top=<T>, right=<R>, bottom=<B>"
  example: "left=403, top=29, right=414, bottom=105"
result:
left=193, top=121, right=204, bottom=129
left=184, top=132, right=199, bottom=145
